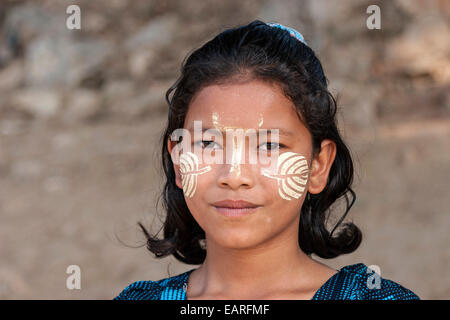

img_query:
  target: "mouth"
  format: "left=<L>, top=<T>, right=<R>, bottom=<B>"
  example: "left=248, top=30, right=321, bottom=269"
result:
left=212, top=199, right=261, bottom=217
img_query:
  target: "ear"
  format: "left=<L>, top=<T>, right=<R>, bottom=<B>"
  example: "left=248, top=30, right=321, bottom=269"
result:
left=307, top=139, right=337, bottom=194
left=167, top=138, right=183, bottom=190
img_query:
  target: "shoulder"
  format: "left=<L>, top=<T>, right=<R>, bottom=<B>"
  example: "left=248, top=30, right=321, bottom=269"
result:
left=113, top=268, right=195, bottom=300
left=314, top=263, right=420, bottom=300
left=113, top=279, right=162, bottom=300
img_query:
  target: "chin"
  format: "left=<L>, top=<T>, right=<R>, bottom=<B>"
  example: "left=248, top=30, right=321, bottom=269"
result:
left=212, top=229, right=265, bottom=250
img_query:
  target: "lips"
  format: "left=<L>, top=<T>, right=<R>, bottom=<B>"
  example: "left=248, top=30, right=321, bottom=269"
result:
left=212, top=200, right=261, bottom=218
left=212, top=199, right=260, bottom=209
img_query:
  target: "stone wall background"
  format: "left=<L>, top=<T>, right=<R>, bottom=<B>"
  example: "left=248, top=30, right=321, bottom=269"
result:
left=0, top=0, right=449, bottom=299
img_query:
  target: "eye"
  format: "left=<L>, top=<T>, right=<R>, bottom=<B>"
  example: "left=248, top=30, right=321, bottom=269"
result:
left=259, top=142, right=284, bottom=151
left=195, top=140, right=220, bottom=149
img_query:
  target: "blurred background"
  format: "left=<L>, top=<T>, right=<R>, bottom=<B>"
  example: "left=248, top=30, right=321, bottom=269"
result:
left=0, top=0, right=449, bottom=299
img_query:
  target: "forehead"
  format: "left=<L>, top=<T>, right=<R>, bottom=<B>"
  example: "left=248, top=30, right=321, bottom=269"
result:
left=184, top=80, right=301, bottom=129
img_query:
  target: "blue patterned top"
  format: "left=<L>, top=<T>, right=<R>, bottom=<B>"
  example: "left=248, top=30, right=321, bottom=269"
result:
left=114, top=263, right=419, bottom=300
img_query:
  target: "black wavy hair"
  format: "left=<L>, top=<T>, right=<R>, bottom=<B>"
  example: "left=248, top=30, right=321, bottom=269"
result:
left=138, top=19, right=362, bottom=264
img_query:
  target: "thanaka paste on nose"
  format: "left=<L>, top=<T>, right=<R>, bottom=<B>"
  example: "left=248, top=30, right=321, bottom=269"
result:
left=211, top=112, right=265, bottom=176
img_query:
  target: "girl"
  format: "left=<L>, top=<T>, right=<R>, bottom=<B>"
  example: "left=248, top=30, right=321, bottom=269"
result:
left=114, top=20, right=419, bottom=300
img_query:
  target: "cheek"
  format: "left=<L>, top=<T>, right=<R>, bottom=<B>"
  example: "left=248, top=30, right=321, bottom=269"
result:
left=179, top=152, right=212, bottom=198
left=260, top=151, right=310, bottom=201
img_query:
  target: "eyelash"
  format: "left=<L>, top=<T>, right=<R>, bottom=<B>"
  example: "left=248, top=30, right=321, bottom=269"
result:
left=261, top=142, right=285, bottom=150
left=195, top=141, right=286, bottom=150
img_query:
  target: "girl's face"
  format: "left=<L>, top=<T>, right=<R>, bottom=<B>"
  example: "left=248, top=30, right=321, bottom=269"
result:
left=169, top=79, right=322, bottom=250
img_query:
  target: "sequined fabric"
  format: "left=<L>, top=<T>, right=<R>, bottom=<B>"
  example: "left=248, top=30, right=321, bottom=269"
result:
left=114, top=263, right=419, bottom=300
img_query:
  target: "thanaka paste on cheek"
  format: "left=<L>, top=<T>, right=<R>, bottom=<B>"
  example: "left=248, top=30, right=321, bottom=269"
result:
left=260, top=151, right=309, bottom=201
left=179, top=152, right=211, bottom=198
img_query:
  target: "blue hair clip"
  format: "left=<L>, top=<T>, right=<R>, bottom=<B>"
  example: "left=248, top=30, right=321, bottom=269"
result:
left=266, top=22, right=307, bottom=45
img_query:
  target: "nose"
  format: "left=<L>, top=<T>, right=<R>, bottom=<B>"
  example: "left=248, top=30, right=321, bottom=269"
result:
left=216, top=130, right=257, bottom=190
left=217, top=162, right=255, bottom=190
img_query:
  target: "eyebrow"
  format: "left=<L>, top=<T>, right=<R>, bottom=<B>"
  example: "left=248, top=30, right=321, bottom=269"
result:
left=186, top=127, right=295, bottom=137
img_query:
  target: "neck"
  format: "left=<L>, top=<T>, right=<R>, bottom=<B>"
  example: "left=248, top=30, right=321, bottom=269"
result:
left=192, top=223, right=320, bottom=298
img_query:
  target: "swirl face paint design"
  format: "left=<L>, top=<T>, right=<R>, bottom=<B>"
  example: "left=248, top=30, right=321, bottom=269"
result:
left=261, top=152, right=309, bottom=201
left=179, top=152, right=211, bottom=198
